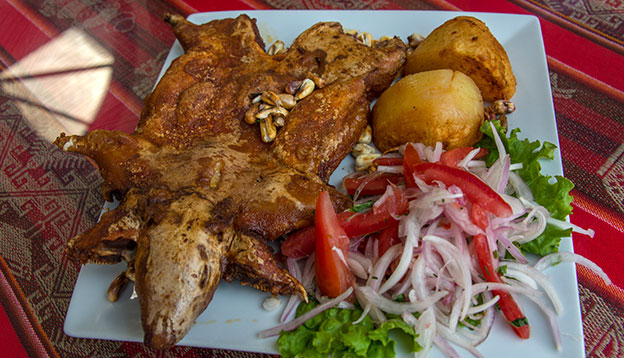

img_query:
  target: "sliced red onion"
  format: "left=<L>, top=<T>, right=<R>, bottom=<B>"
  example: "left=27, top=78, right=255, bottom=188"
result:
left=508, top=171, right=534, bottom=201
left=444, top=203, right=482, bottom=236
left=466, top=295, right=500, bottom=315
left=353, top=284, right=386, bottom=324
left=378, top=237, right=416, bottom=294
left=534, top=252, right=611, bottom=285
left=378, top=152, right=403, bottom=159
left=301, top=253, right=316, bottom=292
left=391, top=275, right=413, bottom=298
left=434, top=334, right=460, bottom=358
left=377, top=165, right=403, bottom=174
left=364, top=236, right=374, bottom=259
left=457, top=148, right=483, bottom=169
left=410, top=255, right=427, bottom=301
left=259, top=287, right=354, bottom=338
left=280, top=295, right=301, bottom=323
left=482, top=154, right=510, bottom=194
left=460, top=298, right=496, bottom=346
left=422, top=144, right=435, bottom=162
left=412, top=307, right=437, bottom=358
left=495, top=230, right=528, bottom=264
left=423, top=235, right=472, bottom=320
left=470, top=281, right=541, bottom=297
left=413, top=142, right=427, bottom=161
left=372, top=238, right=379, bottom=263
left=432, top=142, right=443, bottom=162
left=368, top=244, right=402, bottom=290
left=500, top=194, right=526, bottom=216
left=503, top=205, right=548, bottom=245
left=547, top=217, right=595, bottom=238
left=489, top=120, right=507, bottom=158
left=349, top=235, right=367, bottom=251
left=332, top=246, right=349, bottom=268
left=497, top=155, right=511, bottom=194
left=436, top=322, right=483, bottom=358
left=466, top=160, right=487, bottom=169
left=286, top=257, right=302, bottom=281
left=502, top=269, right=539, bottom=290
left=448, top=185, right=467, bottom=206
left=348, top=256, right=368, bottom=279
left=352, top=171, right=384, bottom=202
left=504, top=261, right=563, bottom=314
left=524, top=293, right=562, bottom=351
left=373, top=183, right=396, bottom=212
left=359, top=286, right=447, bottom=314
left=348, top=251, right=372, bottom=275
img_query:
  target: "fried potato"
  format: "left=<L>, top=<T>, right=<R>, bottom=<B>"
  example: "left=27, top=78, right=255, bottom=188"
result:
left=404, top=16, right=516, bottom=102
left=372, top=69, right=484, bottom=152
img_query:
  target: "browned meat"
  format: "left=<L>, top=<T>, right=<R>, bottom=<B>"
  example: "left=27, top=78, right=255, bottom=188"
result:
left=54, top=13, right=406, bottom=349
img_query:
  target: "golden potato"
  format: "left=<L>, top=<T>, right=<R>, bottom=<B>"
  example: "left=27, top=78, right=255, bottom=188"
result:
left=405, top=16, right=516, bottom=102
left=372, top=69, right=484, bottom=152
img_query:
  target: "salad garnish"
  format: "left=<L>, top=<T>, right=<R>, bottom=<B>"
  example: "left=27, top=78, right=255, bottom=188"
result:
left=268, top=120, right=609, bottom=358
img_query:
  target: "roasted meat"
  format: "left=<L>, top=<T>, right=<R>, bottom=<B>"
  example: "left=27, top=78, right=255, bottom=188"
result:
left=55, top=14, right=406, bottom=349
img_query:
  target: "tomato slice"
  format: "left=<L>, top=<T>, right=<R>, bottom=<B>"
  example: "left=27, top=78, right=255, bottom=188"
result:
left=409, top=162, right=512, bottom=218
left=403, top=143, right=422, bottom=188
left=473, top=233, right=530, bottom=339
left=440, top=147, right=489, bottom=167
left=314, top=191, right=355, bottom=298
left=378, top=222, right=400, bottom=257
left=281, top=225, right=316, bottom=258
left=343, top=172, right=403, bottom=196
left=341, top=184, right=408, bottom=237
left=470, top=202, right=490, bottom=231
left=281, top=185, right=408, bottom=258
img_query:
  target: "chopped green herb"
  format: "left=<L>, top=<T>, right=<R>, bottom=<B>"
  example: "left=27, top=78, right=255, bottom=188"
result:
left=510, top=317, right=529, bottom=327
left=350, top=200, right=375, bottom=213
left=497, top=265, right=508, bottom=275
left=393, top=294, right=406, bottom=302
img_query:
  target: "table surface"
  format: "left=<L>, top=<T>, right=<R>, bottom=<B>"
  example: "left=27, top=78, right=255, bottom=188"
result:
left=0, top=0, right=623, bottom=357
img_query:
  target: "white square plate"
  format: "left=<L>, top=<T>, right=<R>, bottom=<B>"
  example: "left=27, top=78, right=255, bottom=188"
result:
left=64, top=10, right=584, bottom=358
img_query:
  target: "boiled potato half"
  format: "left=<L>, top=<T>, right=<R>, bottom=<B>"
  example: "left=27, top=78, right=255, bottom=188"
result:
left=405, top=16, right=516, bottom=102
left=372, top=69, right=484, bottom=152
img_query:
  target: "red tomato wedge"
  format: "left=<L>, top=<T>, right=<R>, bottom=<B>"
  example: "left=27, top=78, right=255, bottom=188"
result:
left=378, top=222, right=400, bottom=257
left=281, top=185, right=408, bottom=258
left=403, top=143, right=422, bottom=188
left=314, top=191, right=355, bottom=298
left=343, top=172, right=403, bottom=196
left=373, top=156, right=403, bottom=166
left=342, top=184, right=408, bottom=237
left=281, top=211, right=354, bottom=258
left=409, top=162, right=513, bottom=218
left=473, top=233, right=531, bottom=339
left=440, top=147, right=489, bottom=167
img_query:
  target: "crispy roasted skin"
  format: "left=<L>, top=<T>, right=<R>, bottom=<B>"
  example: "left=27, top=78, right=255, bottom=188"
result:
left=54, top=14, right=406, bottom=349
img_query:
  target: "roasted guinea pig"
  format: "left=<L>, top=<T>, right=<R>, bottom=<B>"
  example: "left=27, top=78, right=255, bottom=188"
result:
left=54, top=14, right=406, bottom=349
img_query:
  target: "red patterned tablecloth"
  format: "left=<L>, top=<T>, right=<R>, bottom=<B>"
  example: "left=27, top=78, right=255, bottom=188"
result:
left=0, top=0, right=622, bottom=357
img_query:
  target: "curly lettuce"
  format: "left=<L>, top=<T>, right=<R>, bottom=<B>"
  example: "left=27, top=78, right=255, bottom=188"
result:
left=277, top=300, right=421, bottom=358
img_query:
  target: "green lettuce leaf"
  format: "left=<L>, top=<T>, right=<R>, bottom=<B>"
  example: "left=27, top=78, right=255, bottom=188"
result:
left=277, top=300, right=421, bottom=358
left=476, top=120, right=574, bottom=255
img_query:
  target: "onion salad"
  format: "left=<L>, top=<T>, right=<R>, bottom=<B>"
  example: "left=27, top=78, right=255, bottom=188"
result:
left=265, top=120, right=609, bottom=358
